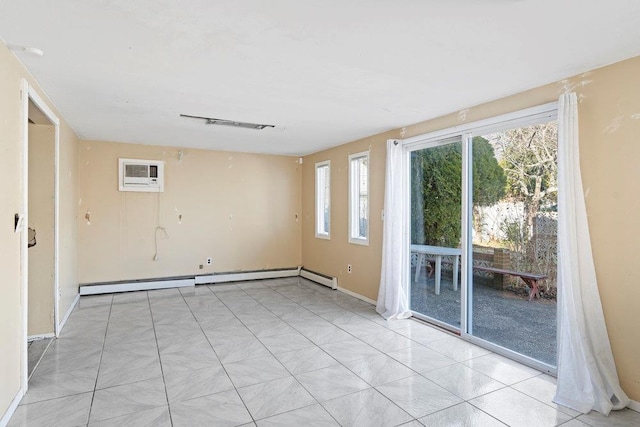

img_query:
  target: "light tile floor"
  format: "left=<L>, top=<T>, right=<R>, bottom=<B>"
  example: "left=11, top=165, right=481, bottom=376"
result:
left=9, top=277, right=640, bottom=426
left=27, top=338, right=52, bottom=378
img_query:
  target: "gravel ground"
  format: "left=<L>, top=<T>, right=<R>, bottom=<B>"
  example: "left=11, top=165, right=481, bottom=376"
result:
left=410, top=270, right=557, bottom=366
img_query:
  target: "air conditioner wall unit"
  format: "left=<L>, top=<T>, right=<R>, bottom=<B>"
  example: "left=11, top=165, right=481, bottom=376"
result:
left=119, top=158, right=164, bottom=192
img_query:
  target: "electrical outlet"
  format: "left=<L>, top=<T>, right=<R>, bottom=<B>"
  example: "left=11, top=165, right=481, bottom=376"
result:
left=347, top=264, right=352, bottom=273
left=199, top=264, right=203, bottom=269
left=206, top=257, right=212, bottom=265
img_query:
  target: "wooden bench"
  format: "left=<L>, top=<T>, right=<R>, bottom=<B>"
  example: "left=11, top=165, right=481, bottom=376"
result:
left=416, top=260, right=547, bottom=301
left=473, top=265, right=547, bottom=301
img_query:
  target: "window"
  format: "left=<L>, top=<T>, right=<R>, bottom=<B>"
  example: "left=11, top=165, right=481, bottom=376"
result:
left=315, top=160, right=330, bottom=239
left=348, top=151, right=369, bottom=245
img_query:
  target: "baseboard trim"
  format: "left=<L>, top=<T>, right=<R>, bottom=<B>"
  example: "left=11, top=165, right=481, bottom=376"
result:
left=78, top=266, right=338, bottom=295
left=337, top=286, right=376, bottom=305
left=300, top=268, right=338, bottom=290
left=59, top=293, right=80, bottom=333
left=629, top=399, right=640, bottom=412
left=80, top=278, right=195, bottom=295
left=0, top=388, right=24, bottom=427
left=27, top=333, right=55, bottom=342
left=196, top=268, right=300, bottom=285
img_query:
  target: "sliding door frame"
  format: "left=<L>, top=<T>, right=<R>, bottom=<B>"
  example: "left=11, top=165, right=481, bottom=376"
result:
left=405, top=136, right=465, bottom=334
left=401, top=102, right=559, bottom=375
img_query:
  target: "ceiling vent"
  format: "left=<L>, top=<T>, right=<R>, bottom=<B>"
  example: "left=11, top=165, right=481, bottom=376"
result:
left=180, top=114, right=274, bottom=130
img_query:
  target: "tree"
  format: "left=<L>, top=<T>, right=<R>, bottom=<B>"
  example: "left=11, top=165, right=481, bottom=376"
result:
left=492, top=122, right=558, bottom=237
left=411, top=137, right=505, bottom=247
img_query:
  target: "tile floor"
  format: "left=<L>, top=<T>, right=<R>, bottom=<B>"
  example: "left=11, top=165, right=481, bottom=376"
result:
left=9, top=277, right=640, bottom=426
left=27, top=338, right=52, bottom=378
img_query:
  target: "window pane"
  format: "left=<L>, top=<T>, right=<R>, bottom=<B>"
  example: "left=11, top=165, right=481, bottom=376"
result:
left=322, top=166, right=330, bottom=233
left=349, top=153, right=368, bottom=242
left=357, top=157, right=368, bottom=238
left=316, top=162, right=330, bottom=237
left=410, top=138, right=463, bottom=330
left=470, top=121, right=558, bottom=366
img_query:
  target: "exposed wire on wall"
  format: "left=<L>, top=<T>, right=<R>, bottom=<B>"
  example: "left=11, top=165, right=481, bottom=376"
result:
left=153, top=226, right=169, bottom=261
left=153, top=191, right=169, bottom=261
left=156, top=191, right=162, bottom=227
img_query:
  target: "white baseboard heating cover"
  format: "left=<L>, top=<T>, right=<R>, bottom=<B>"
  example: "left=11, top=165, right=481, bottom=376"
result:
left=299, top=268, right=338, bottom=290
left=195, top=267, right=300, bottom=285
left=80, top=277, right=195, bottom=295
left=79, top=266, right=338, bottom=295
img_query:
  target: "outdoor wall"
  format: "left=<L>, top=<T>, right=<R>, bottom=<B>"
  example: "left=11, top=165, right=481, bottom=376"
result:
left=302, top=55, right=640, bottom=401
left=0, top=43, right=80, bottom=421
left=77, top=141, right=302, bottom=283
left=27, top=124, right=55, bottom=336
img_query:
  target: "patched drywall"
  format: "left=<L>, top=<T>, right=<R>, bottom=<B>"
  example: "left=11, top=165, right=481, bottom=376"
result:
left=77, top=141, right=302, bottom=283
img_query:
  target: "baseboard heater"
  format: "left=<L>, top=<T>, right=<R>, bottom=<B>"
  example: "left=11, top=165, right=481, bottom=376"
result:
left=195, top=267, right=301, bottom=285
left=299, top=267, right=338, bottom=290
left=197, top=266, right=338, bottom=290
left=79, top=276, right=195, bottom=295
left=79, top=266, right=338, bottom=295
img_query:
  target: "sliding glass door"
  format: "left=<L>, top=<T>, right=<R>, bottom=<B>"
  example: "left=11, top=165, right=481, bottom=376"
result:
left=406, top=108, right=558, bottom=370
left=468, top=121, right=558, bottom=366
left=409, top=137, right=463, bottom=331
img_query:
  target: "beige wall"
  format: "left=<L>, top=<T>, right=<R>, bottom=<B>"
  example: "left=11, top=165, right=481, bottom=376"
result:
left=28, top=124, right=55, bottom=336
left=302, top=56, right=640, bottom=400
left=302, top=139, right=389, bottom=300
left=0, top=42, right=79, bottom=419
left=58, top=119, right=80, bottom=319
left=77, top=141, right=302, bottom=283
left=0, top=42, right=25, bottom=421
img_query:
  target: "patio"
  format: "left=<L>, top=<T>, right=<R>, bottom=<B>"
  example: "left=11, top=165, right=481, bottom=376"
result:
left=410, top=270, right=557, bottom=366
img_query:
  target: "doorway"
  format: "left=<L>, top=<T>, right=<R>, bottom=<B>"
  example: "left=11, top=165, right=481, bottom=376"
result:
left=406, top=103, right=558, bottom=373
left=20, top=81, right=60, bottom=387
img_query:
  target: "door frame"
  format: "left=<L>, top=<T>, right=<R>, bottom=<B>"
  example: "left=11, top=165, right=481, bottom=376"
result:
left=401, top=102, right=559, bottom=375
left=404, top=136, right=466, bottom=334
left=20, top=79, right=61, bottom=390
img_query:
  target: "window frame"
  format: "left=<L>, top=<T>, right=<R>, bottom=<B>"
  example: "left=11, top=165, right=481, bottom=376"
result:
left=315, top=160, right=331, bottom=239
left=348, top=151, right=370, bottom=245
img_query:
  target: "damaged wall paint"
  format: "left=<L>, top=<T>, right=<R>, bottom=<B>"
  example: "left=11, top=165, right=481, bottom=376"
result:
left=301, top=55, right=640, bottom=401
left=77, top=141, right=302, bottom=282
left=458, top=108, right=470, bottom=121
left=603, top=115, right=624, bottom=134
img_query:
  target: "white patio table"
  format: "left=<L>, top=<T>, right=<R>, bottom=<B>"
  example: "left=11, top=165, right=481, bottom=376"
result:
left=411, top=244, right=462, bottom=295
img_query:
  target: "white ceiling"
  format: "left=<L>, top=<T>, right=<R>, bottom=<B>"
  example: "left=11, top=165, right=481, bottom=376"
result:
left=2, top=1, right=640, bottom=156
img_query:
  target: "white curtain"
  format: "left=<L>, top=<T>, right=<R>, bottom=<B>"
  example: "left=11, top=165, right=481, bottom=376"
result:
left=554, top=93, right=630, bottom=415
left=376, top=139, right=412, bottom=319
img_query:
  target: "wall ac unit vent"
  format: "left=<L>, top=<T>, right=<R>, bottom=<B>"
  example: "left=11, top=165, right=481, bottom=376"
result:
left=119, top=158, right=164, bottom=192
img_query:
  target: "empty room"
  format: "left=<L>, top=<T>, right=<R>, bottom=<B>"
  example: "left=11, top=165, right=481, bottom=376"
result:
left=1, top=1, right=640, bottom=426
